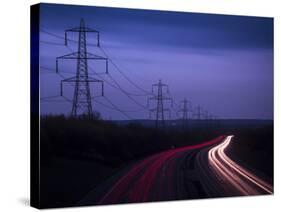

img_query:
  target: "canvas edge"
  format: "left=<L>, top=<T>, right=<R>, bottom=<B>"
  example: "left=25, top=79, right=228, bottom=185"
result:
left=30, top=3, right=41, bottom=209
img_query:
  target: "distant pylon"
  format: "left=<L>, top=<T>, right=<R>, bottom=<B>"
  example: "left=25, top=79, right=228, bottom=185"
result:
left=56, top=19, right=108, bottom=118
left=193, top=105, right=203, bottom=120
left=177, top=98, right=192, bottom=129
left=203, top=110, right=209, bottom=120
left=147, top=80, right=173, bottom=128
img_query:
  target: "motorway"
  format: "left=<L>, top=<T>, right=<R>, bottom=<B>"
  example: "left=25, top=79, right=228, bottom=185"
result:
left=79, top=135, right=273, bottom=205
left=207, top=136, right=272, bottom=195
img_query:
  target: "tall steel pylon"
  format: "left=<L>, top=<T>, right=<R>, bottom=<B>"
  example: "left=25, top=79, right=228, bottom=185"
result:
left=193, top=105, right=203, bottom=120
left=147, top=80, right=173, bottom=128
left=56, top=19, right=108, bottom=118
left=177, top=98, right=192, bottom=129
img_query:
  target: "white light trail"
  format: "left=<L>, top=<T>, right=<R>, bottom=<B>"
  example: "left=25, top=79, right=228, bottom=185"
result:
left=208, top=136, right=273, bottom=195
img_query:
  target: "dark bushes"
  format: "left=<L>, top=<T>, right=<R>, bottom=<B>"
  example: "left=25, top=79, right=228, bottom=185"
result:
left=40, top=115, right=220, bottom=167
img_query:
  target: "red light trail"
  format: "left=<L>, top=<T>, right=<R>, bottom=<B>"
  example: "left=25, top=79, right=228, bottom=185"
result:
left=79, top=135, right=272, bottom=205
left=98, top=136, right=224, bottom=204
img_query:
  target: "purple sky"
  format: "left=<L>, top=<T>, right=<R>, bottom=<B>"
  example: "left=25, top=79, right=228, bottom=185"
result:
left=39, top=3, right=273, bottom=120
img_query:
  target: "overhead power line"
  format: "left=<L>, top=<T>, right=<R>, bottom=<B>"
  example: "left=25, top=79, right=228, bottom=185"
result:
left=41, top=28, right=152, bottom=96
left=40, top=26, right=219, bottom=122
left=99, top=46, right=152, bottom=95
left=103, top=96, right=132, bottom=120
left=63, top=44, right=149, bottom=109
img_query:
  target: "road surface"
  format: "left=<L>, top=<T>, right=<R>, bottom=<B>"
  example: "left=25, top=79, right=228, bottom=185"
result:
left=79, top=135, right=273, bottom=205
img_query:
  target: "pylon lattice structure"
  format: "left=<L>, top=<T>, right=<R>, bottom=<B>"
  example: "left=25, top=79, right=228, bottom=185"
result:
left=177, top=98, right=192, bottom=129
left=56, top=19, right=108, bottom=118
left=147, top=80, right=173, bottom=128
left=203, top=110, right=209, bottom=120
left=193, top=105, right=203, bottom=120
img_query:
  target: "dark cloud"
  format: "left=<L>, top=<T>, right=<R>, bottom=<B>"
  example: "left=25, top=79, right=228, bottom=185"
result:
left=41, top=3, right=273, bottom=50
left=39, top=3, right=273, bottom=120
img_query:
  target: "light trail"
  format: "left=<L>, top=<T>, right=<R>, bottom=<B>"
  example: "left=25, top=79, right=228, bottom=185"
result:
left=208, top=136, right=273, bottom=195
left=79, top=135, right=272, bottom=206
left=98, top=136, right=225, bottom=204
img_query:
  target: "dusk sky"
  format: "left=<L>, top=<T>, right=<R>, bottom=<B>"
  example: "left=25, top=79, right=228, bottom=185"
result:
left=39, top=3, right=273, bottom=120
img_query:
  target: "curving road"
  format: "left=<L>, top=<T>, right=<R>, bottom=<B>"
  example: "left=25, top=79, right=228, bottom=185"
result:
left=207, top=135, right=273, bottom=195
left=79, top=135, right=273, bottom=205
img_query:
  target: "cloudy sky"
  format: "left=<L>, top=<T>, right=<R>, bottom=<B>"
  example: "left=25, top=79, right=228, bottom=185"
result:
left=39, top=3, right=273, bottom=120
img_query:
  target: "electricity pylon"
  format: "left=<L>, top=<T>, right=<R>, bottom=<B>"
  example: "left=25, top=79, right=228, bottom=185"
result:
left=147, top=80, right=173, bottom=128
left=56, top=19, right=108, bottom=118
left=193, top=105, right=203, bottom=120
left=203, top=110, right=209, bottom=120
left=177, top=98, right=192, bottom=130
